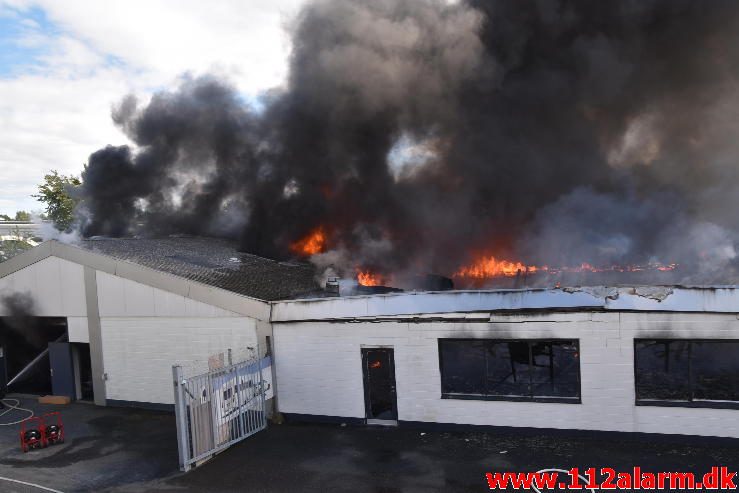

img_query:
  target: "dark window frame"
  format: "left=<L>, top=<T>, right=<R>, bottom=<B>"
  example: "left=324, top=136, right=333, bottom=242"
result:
left=634, top=338, right=739, bottom=410
left=438, top=338, right=582, bottom=404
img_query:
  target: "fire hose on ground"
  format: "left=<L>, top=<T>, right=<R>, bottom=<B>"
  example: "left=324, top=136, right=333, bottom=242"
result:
left=0, top=398, right=34, bottom=426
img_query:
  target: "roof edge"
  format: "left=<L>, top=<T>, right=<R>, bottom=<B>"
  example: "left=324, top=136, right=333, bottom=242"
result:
left=271, top=285, right=739, bottom=321
left=1, top=240, right=271, bottom=320
left=0, top=240, right=52, bottom=278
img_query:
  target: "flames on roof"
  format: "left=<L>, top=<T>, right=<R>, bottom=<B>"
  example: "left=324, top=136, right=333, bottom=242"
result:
left=68, top=1, right=739, bottom=291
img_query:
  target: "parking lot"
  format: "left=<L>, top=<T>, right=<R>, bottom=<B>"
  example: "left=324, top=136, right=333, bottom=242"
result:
left=1, top=397, right=738, bottom=492
left=0, top=397, right=176, bottom=492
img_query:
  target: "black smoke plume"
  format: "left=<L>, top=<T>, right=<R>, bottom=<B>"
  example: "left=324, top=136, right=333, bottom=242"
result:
left=0, top=292, right=42, bottom=347
left=78, top=0, right=739, bottom=285
left=0, top=292, right=67, bottom=393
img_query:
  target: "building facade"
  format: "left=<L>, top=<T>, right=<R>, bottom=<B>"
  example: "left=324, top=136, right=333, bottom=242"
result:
left=0, top=241, right=270, bottom=408
left=272, top=300, right=739, bottom=438
left=2, top=241, right=739, bottom=438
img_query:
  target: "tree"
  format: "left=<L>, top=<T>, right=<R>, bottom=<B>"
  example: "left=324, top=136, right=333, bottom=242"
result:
left=0, top=214, right=10, bottom=221
left=14, top=210, right=31, bottom=222
left=0, top=240, right=32, bottom=262
left=33, top=171, right=82, bottom=231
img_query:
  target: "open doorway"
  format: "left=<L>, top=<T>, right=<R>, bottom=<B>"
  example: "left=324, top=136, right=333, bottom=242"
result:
left=361, top=348, right=398, bottom=425
left=0, top=316, right=67, bottom=395
left=72, top=343, right=94, bottom=401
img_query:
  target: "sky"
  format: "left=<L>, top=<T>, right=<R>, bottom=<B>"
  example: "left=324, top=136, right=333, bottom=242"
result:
left=0, top=0, right=304, bottom=216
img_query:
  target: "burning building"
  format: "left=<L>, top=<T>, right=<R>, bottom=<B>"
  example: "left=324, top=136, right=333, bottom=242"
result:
left=1, top=239, right=739, bottom=440
left=3, top=0, right=739, bottom=440
left=72, top=0, right=739, bottom=288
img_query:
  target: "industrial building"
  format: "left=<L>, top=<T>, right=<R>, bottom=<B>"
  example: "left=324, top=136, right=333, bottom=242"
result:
left=1, top=239, right=738, bottom=439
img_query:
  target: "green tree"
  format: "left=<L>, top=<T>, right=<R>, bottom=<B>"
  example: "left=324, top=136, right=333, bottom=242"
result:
left=0, top=214, right=10, bottom=221
left=14, top=210, right=31, bottom=221
left=33, top=171, right=82, bottom=231
left=0, top=240, right=32, bottom=262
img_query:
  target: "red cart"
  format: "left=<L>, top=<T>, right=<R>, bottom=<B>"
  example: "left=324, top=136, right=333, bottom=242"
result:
left=42, top=412, right=65, bottom=446
left=19, top=416, right=45, bottom=453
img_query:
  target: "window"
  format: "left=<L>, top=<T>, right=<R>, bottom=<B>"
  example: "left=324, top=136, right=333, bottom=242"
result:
left=634, top=339, right=739, bottom=409
left=438, top=339, right=580, bottom=403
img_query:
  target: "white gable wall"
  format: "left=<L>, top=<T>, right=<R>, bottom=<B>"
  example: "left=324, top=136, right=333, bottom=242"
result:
left=95, top=271, right=241, bottom=318
left=0, top=256, right=86, bottom=317
left=0, top=256, right=90, bottom=343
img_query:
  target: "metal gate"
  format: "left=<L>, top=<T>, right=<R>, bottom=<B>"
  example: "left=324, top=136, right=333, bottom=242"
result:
left=172, top=349, right=269, bottom=471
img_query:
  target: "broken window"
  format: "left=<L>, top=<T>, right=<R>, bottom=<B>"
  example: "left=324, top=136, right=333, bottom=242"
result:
left=439, top=339, right=486, bottom=395
left=439, top=339, right=580, bottom=402
left=635, top=339, right=739, bottom=407
left=634, top=340, right=691, bottom=401
left=692, top=342, right=739, bottom=401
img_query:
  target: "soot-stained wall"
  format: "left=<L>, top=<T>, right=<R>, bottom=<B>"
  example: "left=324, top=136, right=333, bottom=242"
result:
left=273, top=311, right=739, bottom=438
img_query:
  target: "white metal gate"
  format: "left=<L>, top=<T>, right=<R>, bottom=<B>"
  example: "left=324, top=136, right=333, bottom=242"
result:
left=172, top=349, right=269, bottom=471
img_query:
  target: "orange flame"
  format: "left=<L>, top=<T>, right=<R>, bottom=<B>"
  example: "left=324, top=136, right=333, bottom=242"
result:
left=453, top=256, right=541, bottom=279
left=454, top=255, right=677, bottom=280
left=357, top=269, right=383, bottom=286
left=290, top=226, right=327, bottom=256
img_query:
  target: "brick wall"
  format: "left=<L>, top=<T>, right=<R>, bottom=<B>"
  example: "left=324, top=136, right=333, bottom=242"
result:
left=273, top=311, right=739, bottom=438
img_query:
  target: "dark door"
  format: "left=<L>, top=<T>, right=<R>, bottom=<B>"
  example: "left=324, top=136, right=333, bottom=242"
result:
left=73, top=343, right=94, bottom=400
left=361, top=348, right=398, bottom=421
left=48, top=342, right=75, bottom=399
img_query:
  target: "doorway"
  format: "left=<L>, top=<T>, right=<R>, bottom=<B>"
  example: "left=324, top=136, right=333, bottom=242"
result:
left=361, top=348, right=398, bottom=424
left=0, top=316, right=67, bottom=395
left=72, top=343, right=94, bottom=401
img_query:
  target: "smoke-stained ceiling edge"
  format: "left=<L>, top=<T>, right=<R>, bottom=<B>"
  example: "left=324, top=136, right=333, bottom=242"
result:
left=5, top=241, right=739, bottom=323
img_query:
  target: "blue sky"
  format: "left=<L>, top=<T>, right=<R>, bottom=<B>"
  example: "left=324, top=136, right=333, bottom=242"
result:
left=0, top=0, right=302, bottom=216
left=0, top=7, right=53, bottom=77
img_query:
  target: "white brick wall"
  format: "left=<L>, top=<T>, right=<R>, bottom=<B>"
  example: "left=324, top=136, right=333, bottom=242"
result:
left=273, top=312, right=739, bottom=438
left=101, top=317, right=257, bottom=404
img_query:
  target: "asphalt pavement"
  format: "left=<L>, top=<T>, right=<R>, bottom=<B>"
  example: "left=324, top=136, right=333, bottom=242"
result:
left=1, top=397, right=737, bottom=492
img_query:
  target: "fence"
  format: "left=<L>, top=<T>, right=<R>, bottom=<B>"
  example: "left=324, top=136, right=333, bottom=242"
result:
left=172, top=347, right=270, bottom=471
